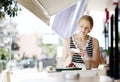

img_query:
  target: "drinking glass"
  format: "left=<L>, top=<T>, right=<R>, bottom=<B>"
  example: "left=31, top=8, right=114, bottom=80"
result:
left=83, top=49, right=92, bottom=70
left=84, top=57, right=92, bottom=70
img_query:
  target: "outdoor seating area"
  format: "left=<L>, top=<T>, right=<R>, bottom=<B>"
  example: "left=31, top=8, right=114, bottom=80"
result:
left=0, top=0, right=120, bottom=82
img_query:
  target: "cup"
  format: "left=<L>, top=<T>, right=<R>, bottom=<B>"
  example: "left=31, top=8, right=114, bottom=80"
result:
left=84, top=58, right=92, bottom=70
left=83, top=49, right=92, bottom=70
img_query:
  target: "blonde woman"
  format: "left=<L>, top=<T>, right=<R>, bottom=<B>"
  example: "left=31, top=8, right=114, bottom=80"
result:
left=62, top=15, right=100, bottom=70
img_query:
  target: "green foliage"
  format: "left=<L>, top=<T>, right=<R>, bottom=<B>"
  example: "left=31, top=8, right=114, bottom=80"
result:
left=0, top=48, right=10, bottom=60
left=37, top=37, right=57, bottom=58
left=0, top=0, right=21, bottom=18
left=44, top=44, right=57, bottom=57
left=106, top=49, right=110, bottom=56
left=0, top=60, right=6, bottom=73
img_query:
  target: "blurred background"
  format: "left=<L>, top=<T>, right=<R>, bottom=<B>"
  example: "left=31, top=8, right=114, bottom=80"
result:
left=0, top=0, right=119, bottom=72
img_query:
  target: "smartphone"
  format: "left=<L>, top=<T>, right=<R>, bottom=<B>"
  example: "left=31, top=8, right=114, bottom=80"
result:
left=70, top=48, right=80, bottom=53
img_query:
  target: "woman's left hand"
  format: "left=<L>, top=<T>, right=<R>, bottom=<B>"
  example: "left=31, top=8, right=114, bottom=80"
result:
left=79, top=50, right=89, bottom=60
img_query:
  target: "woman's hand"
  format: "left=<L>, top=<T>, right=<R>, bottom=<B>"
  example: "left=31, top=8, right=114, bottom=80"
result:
left=68, top=49, right=75, bottom=56
left=79, top=50, right=91, bottom=61
left=79, top=50, right=87, bottom=57
left=66, top=62, right=76, bottom=68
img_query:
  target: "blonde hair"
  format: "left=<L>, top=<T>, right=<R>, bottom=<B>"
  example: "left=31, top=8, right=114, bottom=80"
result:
left=78, top=15, right=94, bottom=29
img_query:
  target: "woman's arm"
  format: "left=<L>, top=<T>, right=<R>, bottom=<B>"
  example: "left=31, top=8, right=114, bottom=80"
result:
left=62, top=38, right=73, bottom=67
left=92, top=38, right=101, bottom=68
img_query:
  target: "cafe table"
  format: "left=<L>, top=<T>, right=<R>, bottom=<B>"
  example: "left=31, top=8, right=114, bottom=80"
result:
left=11, top=68, right=120, bottom=82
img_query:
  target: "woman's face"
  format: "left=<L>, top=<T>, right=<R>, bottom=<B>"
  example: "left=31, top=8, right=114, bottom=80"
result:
left=78, top=19, right=92, bottom=36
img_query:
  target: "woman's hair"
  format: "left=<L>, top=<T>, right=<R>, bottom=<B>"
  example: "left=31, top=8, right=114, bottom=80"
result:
left=78, top=15, right=94, bottom=29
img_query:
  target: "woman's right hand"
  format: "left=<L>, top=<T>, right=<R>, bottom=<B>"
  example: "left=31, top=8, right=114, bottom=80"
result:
left=79, top=50, right=88, bottom=58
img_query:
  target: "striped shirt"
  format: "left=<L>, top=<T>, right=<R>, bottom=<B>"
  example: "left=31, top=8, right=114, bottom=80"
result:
left=70, top=36, right=93, bottom=63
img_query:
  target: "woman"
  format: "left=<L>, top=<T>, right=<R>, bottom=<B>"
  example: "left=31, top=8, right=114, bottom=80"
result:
left=62, top=15, right=100, bottom=70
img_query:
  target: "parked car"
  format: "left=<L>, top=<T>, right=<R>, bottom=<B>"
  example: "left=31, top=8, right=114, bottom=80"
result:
left=21, top=59, right=36, bottom=68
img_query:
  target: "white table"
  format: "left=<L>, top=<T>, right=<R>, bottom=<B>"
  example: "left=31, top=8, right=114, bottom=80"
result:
left=10, top=68, right=119, bottom=82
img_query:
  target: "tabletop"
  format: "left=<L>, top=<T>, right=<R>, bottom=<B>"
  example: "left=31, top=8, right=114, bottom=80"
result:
left=2, top=68, right=120, bottom=82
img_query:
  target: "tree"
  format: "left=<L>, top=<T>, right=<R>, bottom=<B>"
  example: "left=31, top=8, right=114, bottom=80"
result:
left=0, top=0, right=21, bottom=18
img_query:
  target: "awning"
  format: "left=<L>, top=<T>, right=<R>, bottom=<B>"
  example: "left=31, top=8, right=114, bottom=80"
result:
left=16, top=0, right=80, bottom=26
left=16, top=0, right=116, bottom=39
left=52, top=0, right=86, bottom=38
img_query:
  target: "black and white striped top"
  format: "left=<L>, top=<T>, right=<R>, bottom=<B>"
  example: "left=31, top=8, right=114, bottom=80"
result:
left=70, top=36, right=93, bottom=63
